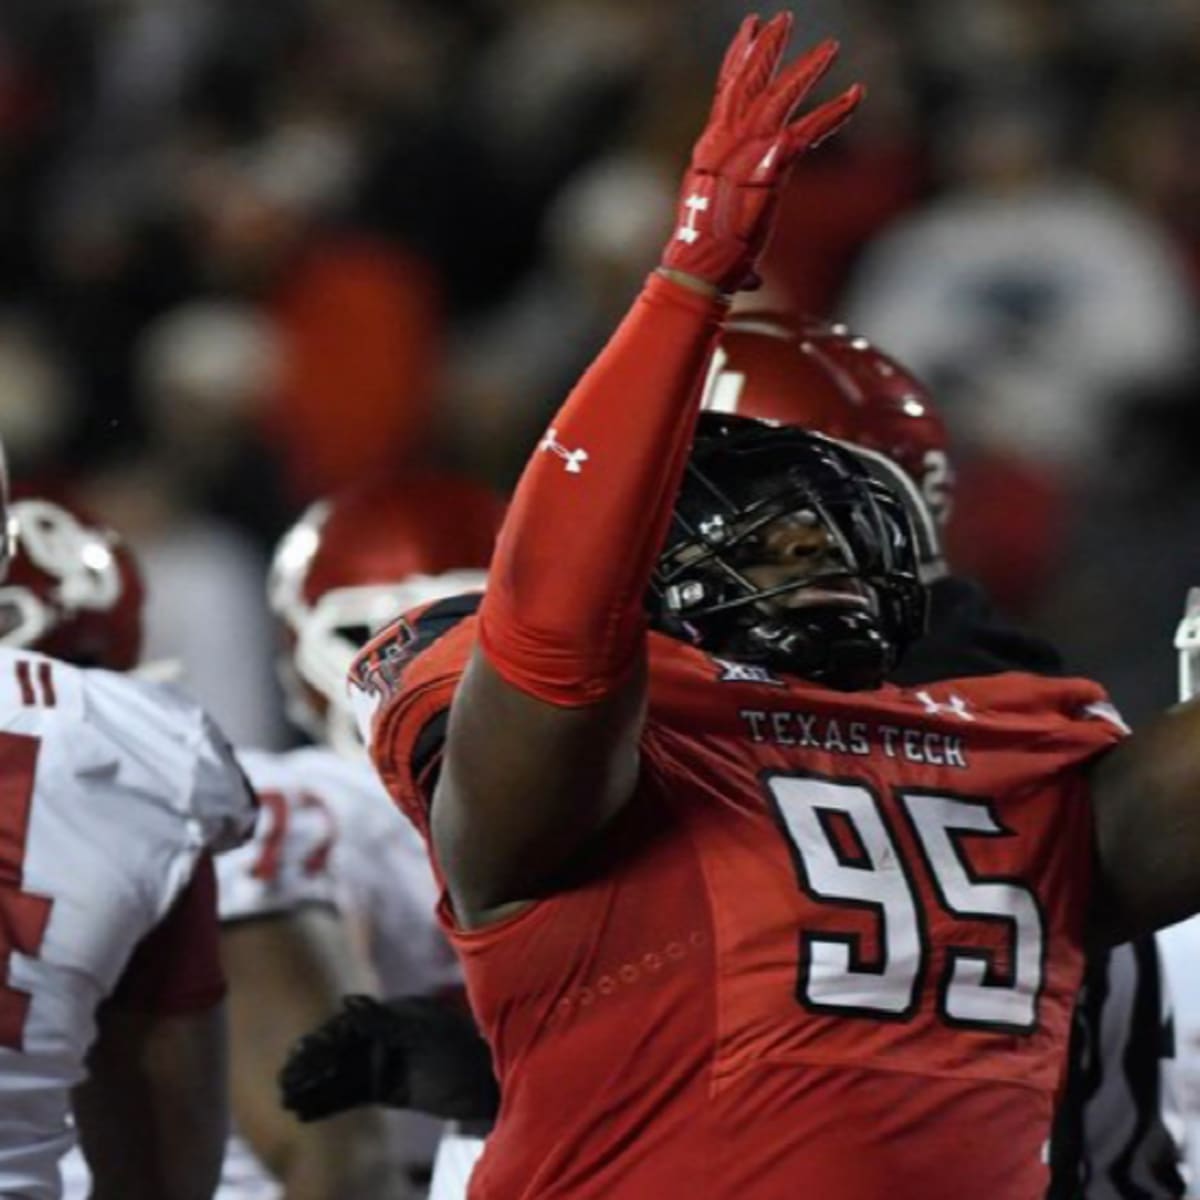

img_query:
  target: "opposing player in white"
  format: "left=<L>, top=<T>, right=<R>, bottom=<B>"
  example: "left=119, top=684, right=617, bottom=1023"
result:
left=428, top=1127, right=489, bottom=1200
left=0, top=485, right=255, bottom=1200
left=216, top=746, right=463, bottom=1200
left=214, top=474, right=504, bottom=1199
left=58, top=474, right=501, bottom=1200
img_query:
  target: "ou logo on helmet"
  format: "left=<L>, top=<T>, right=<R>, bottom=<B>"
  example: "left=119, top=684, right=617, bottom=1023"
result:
left=11, top=499, right=123, bottom=611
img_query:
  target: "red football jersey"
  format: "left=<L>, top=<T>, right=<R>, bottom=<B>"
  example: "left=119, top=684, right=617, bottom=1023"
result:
left=353, top=610, right=1125, bottom=1200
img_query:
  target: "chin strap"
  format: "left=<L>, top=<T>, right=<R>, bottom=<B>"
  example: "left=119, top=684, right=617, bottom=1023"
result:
left=738, top=607, right=891, bottom=691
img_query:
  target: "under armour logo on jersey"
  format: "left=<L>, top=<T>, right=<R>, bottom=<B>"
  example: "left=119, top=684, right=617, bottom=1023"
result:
left=539, top=428, right=589, bottom=475
left=676, top=194, right=709, bottom=245
left=915, top=690, right=974, bottom=721
left=714, top=658, right=784, bottom=687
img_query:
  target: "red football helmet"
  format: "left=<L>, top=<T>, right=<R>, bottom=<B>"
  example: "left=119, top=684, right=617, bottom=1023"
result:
left=0, top=497, right=145, bottom=670
left=269, top=472, right=506, bottom=756
left=703, top=315, right=953, bottom=576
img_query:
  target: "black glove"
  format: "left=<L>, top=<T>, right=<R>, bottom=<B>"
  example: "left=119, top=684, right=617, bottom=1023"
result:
left=278, top=994, right=500, bottom=1123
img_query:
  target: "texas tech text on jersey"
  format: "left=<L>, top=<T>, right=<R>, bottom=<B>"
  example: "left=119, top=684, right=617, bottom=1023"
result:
left=738, top=705, right=969, bottom=768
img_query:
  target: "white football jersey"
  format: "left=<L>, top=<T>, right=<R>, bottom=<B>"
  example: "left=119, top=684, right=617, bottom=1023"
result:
left=216, top=748, right=342, bottom=923
left=1157, top=917, right=1200, bottom=1192
left=66, top=744, right=459, bottom=1200
left=430, top=1126, right=487, bottom=1200
left=0, top=647, right=254, bottom=1200
left=214, top=746, right=459, bottom=1200
left=224, top=746, right=460, bottom=996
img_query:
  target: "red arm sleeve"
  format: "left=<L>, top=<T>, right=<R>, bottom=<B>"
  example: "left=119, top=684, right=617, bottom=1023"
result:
left=477, top=272, right=726, bottom=706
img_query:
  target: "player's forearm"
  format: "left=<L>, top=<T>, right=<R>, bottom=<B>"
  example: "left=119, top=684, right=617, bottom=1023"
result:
left=474, top=19, right=862, bottom=708
left=477, top=272, right=726, bottom=706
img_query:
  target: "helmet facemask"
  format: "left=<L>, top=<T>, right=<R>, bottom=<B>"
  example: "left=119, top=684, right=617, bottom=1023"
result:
left=651, top=418, right=927, bottom=690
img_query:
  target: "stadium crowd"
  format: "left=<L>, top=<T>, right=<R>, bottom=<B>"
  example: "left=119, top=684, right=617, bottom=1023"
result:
left=3, top=0, right=1200, bottom=740
left=3, top=3, right=1200, bottom=1199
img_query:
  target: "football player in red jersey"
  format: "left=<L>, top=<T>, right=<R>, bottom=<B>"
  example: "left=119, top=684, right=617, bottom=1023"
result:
left=326, top=14, right=1200, bottom=1199
left=285, top=310, right=1179, bottom=1200
left=700, top=315, right=1185, bottom=1199
left=280, top=223, right=1181, bottom=1200
left=0, top=486, right=256, bottom=1200
left=277, top=333, right=962, bottom=1195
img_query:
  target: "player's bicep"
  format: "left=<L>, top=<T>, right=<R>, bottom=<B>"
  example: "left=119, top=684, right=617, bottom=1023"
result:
left=1089, top=700, right=1200, bottom=945
left=434, top=643, right=645, bottom=925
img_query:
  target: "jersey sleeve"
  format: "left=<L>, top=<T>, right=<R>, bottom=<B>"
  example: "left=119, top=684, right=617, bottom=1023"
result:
left=80, top=669, right=258, bottom=855
left=348, top=598, right=479, bottom=841
left=188, top=709, right=259, bottom=853
left=1045, top=678, right=1130, bottom=763
left=961, top=671, right=1129, bottom=763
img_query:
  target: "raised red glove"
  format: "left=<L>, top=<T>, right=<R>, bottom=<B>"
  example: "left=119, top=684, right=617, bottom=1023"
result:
left=660, top=12, right=863, bottom=294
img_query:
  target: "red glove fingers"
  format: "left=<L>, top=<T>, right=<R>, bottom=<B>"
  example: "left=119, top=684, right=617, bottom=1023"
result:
left=756, top=38, right=839, bottom=132
left=660, top=11, right=864, bottom=294
left=719, top=13, right=792, bottom=125
left=715, top=12, right=761, bottom=95
left=786, top=83, right=864, bottom=155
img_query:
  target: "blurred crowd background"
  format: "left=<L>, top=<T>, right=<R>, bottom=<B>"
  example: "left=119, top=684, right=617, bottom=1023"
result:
left=3, top=0, right=1199, bottom=746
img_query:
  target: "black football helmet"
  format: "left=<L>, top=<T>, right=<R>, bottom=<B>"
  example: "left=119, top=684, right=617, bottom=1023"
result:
left=650, top=413, right=927, bottom=690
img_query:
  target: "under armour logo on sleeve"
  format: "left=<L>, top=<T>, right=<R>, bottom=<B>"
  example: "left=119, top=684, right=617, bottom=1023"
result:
left=676, top=194, right=709, bottom=245
left=539, top=428, right=589, bottom=475
left=915, top=690, right=974, bottom=721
